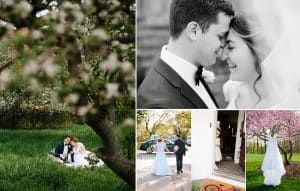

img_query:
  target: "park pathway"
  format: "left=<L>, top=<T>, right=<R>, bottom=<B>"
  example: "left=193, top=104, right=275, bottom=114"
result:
left=137, top=147, right=192, bottom=191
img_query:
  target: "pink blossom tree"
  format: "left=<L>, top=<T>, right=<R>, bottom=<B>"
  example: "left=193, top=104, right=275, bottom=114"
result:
left=247, top=110, right=300, bottom=165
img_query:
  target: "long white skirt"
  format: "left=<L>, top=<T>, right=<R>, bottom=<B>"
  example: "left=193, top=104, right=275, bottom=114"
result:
left=152, top=152, right=172, bottom=176
left=261, top=137, right=286, bottom=186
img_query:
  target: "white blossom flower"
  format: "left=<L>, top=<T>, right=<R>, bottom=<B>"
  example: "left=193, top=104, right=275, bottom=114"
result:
left=106, top=83, right=119, bottom=98
left=31, top=30, right=43, bottom=39
left=54, top=24, right=65, bottom=34
left=120, top=61, right=132, bottom=73
left=129, top=4, right=136, bottom=11
left=3, top=0, right=14, bottom=6
left=41, top=57, right=59, bottom=78
left=98, top=10, right=108, bottom=18
left=0, top=70, right=11, bottom=90
left=99, top=54, right=119, bottom=71
left=112, top=41, right=120, bottom=46
left=62, top=2, right=75, bottom=9
left=120, top=44, right=129, bottom=50
left=77, top=104, right=93, bottom=116
left=49, top=1, right=58, bottom=7
left=91, top=29, right=109, bottom=40
left=64, top=93, right=80, bottom=104
left=77, top=106, right=89, bottom=116
left=74, top=11, right=85, bottom=23
left=80, top=72, right=90, bottom=83
left=122, top=118, right=135, bottom=127
left=128, top=86, right=135, bottom=98
left=15, top=1, right=33, bottom=19
left=23, top=60, right=39, bottom=76
left=28, top=78, right=41, bottom=91
left=36, top=9, right=49, bottom=18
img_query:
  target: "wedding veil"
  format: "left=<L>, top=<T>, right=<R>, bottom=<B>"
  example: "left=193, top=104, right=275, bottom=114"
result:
left=234, top=0, right=300, bottom=108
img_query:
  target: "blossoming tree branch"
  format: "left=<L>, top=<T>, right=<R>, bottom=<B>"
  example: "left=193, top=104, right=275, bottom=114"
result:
left=0, top=0, right=135, bottom=186
left=247, top=110, right=300, bottom=165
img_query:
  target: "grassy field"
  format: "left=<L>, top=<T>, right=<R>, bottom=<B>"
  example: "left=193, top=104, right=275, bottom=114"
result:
left=0, top=125, right=133, bottom=191
left=246, top=153, right=300, bottom=191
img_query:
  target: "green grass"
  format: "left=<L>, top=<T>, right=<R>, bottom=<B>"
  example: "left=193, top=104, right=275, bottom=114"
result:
left=191, top=180, right=200, bottom=191
left=0, top=125, right=133, bottom=191
left=246, top=154, right=300, bottom=191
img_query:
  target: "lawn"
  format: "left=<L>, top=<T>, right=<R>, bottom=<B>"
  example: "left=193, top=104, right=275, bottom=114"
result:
left=0, top=124, right=133, bottom=191
left=246, top=153, right=300, bottom=191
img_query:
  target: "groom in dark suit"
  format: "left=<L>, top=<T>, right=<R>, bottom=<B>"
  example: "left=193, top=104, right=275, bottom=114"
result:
left=53, top=135, right=74, bottom=162
left=174, top=134, right=186, bottom=174
left=137, top=0, right=234, bottom=109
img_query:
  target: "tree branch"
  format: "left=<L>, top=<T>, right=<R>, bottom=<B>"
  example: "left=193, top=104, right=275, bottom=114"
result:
left=0, top=59, right=14, bottom=73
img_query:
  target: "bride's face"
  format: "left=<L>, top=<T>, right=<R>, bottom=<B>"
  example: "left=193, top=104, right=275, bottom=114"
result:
left=223, top=29, right=257, bottom=82
left=70, top=141, right=76, bottom=146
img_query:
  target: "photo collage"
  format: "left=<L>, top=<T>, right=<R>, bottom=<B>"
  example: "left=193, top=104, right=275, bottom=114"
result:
left=1, top=0, right=300, bottom=191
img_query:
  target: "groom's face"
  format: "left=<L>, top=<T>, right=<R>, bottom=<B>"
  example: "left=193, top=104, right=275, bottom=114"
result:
left=194, top=12, right=231, bottom=66
left=64, top=137, right=70, bottom=144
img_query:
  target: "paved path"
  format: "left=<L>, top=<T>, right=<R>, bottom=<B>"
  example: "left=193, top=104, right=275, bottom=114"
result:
left=137, top=147, right=192, bottom=191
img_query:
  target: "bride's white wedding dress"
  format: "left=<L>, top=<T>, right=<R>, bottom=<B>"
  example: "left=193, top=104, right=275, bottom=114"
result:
left=72, top=142, right=89, bottom=167
left=152, top=142, right=172, bottom=176
left=261, top=136, right=286, bottom=186
left=223, top=80, right=244, bottom=109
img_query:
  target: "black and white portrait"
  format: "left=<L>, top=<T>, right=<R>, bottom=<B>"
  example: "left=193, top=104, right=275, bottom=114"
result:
left=137, top=0, right=300, bottom=109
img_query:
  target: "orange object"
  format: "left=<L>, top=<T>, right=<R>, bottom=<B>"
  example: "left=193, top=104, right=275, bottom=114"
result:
left=201, top=179, right=245, bottom=191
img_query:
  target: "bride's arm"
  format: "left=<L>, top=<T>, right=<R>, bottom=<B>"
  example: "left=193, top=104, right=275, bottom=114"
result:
left=164, top=143, right=170, bottom=152
left=79, top=143, right=86, bottom=153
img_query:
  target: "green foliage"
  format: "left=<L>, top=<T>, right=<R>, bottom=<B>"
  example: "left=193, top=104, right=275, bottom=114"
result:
left=191, top=180, right=200, bottom=191
left=117, top=124, right=135, bottom=160
left=0, top=88, right=78, bottom=129
left=0, top=0, right=135, bottom=120
left=0, top=124, right=133, bottom=191
left=137, top=110, right=191, bottom=143
left=175, top=111, right=191, bottom=140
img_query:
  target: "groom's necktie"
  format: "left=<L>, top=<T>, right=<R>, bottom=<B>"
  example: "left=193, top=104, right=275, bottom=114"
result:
left=194, top=66, right=203, bottom=86
left=194, top=66, right=219, bottom=108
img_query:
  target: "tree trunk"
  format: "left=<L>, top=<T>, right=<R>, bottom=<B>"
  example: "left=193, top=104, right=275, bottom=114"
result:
left=86, top=107, right=135, bottom=187
left=256, top=137, right=259, bottom=154
left=288, top=141, right=293, bottom=162
left=278, top=144, right=290, bottom=165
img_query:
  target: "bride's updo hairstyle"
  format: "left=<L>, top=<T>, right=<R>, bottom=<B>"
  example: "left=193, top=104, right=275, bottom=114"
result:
left=229, top=13, right=271, bottom=103
left=70, top=136, right=79, bottom=143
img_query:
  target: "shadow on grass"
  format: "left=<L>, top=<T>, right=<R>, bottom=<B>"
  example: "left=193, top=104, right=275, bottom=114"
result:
left=247, top=184, right=282, bottom=191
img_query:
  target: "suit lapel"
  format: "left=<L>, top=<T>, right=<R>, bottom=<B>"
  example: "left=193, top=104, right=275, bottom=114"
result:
left=200, top=78, right=219, bottom=108
left=180, top=79, right=209, bottom=108
left=154, top=58, right=208, bottom=108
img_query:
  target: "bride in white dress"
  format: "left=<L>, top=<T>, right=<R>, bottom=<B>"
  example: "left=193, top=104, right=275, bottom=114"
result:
left=152, top=139, right=172, bottom=176
left=215, top=128, right=222, bottom=170
left=223, top=1, right=300, bottom=109
left=261, top=135, right=286, bottom=186
left=222, top=13, right=273, bottom=109
left=70, top=137, right=89, bottom=167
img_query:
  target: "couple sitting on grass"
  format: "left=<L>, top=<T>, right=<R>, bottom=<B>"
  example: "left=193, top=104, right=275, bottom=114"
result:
left=51, top=135, right=103, bottom=168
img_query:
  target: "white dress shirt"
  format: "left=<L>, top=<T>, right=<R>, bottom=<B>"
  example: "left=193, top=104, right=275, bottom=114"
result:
left=160, top=45, right=217, bottom=109
left=63, top=144, right=68, bottom=155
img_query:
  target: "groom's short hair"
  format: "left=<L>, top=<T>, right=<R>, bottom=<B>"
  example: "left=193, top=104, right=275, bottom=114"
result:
left=169, top=0, right=234, bottom=39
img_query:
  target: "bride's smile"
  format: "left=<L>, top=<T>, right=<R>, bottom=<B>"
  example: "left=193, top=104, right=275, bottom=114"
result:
left=223, top=29, right=258, bottom=84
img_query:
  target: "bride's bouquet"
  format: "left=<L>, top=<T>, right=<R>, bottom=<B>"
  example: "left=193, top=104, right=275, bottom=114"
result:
left=173, top=145, right=179, bottom=153
left=85, top=153, right=100, bottom=165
